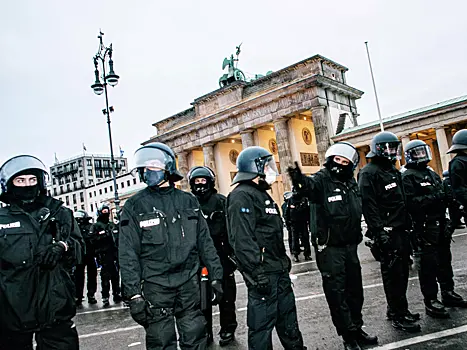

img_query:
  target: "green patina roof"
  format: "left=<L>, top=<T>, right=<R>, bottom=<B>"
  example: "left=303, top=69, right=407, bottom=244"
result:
left=336, top=95, right=467, bottom=137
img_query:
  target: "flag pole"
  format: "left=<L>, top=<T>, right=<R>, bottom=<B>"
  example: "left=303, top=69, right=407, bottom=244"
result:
left=365, top=41, right=384, bottom=132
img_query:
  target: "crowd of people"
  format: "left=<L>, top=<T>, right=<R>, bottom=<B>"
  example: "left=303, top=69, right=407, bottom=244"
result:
left=0, top=129, right=466, bottom=350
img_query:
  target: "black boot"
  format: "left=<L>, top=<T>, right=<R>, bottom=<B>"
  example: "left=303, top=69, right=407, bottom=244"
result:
left=343, top=339, right=361, bottom=350
left=219, top=331, right=235, bottom=346
left=425, top=299, right=449, bottom=318
left=392, top=317, right=421, bottom=333
left=88, top=296, right=98, bottom=304
left=75, top=297, right=83, bottom=307
left=293, top=254, right=300, bottom=263
left=102, top=298, right=110, bottom=307
left=206, top=332, right=214, bottom=346
left=304, top=255, right=312, bottom=261
left=355, top=329, right=378, bottom=345
left=442, top=290, right=467, bottom=308
left=387, top=309, right=420, bottom=323
left=113, top=294, right=123, bottom=303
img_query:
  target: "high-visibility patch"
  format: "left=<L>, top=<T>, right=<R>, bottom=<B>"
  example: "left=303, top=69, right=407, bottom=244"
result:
left=327, top=195, right=342, bottom=202
left=420, top=182, right=432, bottom=187
left=0, top=221, right=20, bottom=229
left=140, top=218, right=160, bottom=228
left=385, top=182, right=397, bottom=190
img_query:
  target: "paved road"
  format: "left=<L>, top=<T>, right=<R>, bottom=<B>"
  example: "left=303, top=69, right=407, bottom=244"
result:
left=74, top=230, right=467, bottom=349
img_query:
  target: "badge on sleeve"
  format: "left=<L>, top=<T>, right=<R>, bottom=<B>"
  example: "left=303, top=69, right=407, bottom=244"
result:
left=240, top=207, right=250, bottom=214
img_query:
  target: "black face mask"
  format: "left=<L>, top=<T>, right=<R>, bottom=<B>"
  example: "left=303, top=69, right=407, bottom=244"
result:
left=328, top=160, right=354, bottom=181
left=10, top=184, right=39, bottom=202
left=99, top=213, right=110, bottom=223
left=257, top=177, right=271, bottom=191
left=193, top=183, right=211, bottom=199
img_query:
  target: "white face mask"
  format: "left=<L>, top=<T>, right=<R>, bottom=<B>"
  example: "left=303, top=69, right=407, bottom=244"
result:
left=264, top=167, right=277, bottom=185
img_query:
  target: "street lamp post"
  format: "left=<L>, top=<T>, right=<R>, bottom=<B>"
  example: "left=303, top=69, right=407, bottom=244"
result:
left=91, top=31, right=121, bottom=214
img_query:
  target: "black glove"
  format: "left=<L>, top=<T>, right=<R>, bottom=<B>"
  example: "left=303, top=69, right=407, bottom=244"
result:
left=287, top=162, right=305, bottom=190
left=376, top=231, right=391, bottom=251
left=211, top=280, right=224, bottom=304
left=130, top=296, right=150, bottom=328
left=255, top=274, right=271, bottom=295
left=41, top=242, right=66, bottom=268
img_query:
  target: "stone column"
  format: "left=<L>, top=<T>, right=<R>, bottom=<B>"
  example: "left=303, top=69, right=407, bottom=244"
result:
left=401, top=134, right=411, bottom=149
left=177, top=151, right=190, bottom=191
left=240, top=130, right=255, bottom=148
left=311, top=106, right=331, bottom=167
left=436, top=127, right=451, bottom=172
left=203, top=144, right=219, bottom=189
left=273, top=118, right=293, bottom=192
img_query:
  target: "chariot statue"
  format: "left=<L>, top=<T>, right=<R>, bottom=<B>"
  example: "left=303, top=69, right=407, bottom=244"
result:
left=219, top=43, right=246, bottom=88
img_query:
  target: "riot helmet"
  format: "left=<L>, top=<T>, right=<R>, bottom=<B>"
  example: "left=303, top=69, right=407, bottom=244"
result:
left=447, top=129, right=467, bottom=154
left=97, top=202, right=111, bottom=223
left=231, top=146, right=278, bottom=185
left=188, top=166, right=216, bottom=197
left=74, top=209, right=91, bottom=224
left=442, top=170, right=449, bottom=179
left=324, top=142, right=359, bottom=180
left=366, top=131, right=401, bottom=161
left=133, top=142, right=183, bottom=187
left=0, top=155, right=49, bottom=203
left=404, top=139, right=432, bottom=165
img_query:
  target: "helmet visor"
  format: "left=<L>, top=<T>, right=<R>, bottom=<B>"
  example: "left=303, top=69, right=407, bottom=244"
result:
left=261, top=156, right=279, bottom=175
left=133, top=147, right=172, bottom=171
left=0, top=155, right=48, bottom=188
left=325, top=143, right=359, bottom=167
left=406, top=145, right=432, bottom=164
left=376, top=142, right=402, bottom=160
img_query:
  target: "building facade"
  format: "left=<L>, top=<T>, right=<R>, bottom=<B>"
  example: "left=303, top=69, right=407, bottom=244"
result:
left=143, top=54, right=364, bottom=204
left=332, top=95, right=467, bottom=175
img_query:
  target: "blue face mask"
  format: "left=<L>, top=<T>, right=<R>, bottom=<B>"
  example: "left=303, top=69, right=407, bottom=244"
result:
left=144, top=169, right=166, bottom=187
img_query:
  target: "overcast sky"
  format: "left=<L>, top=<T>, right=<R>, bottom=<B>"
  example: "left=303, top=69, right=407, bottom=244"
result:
left=1, top=0, right=466, bottom=169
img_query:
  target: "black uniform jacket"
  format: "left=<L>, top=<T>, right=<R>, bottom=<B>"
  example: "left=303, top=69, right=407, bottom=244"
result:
left=198, top=190, right=235, bottom=273
left=358, top=160, right=409, bottom=235
left=90, top=220, right=118, bottom=256
left=227, top=181, right=290, bottom=279
left=298, top=168, right=362, bottom=247
left=119, top=186, right=223, bottom=297
left=0, top=196, right=82, bottom=331
left=449, top=154, right=467, bottom=207
left=402, top=166, right=448, bottom=243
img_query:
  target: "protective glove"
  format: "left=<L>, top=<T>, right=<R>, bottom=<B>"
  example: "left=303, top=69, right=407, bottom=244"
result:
left=287, top=162, right=305, bottom=190
left=376, top=231, right=391, bottom=251
left=255, top=274, right=271, bottom=295
left=211, top=280, right=224, bottom=304
left=130, top=296, right=150, bottom=328
left=41, top=242, right=66, bottom=268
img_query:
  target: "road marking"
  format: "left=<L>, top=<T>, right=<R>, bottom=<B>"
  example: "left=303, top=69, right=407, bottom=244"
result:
left=128, top=342, right=142, bottom=347
left=77, top=305, right=126, bottom=315
left=453, top=232, right=467, bottom=238
left=78, top=267, right=464, bottom=338
left=368, top=324, right=467, bottom=350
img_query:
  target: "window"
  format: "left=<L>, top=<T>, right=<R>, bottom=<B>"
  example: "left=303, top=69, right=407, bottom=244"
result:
left=133, top=178, right=137, bottom=185
left=95, top=169, right=102, bottom=178
left=104, top=187, right=108, bottom=194
left=87, top=159, right=92, bottom=166
left=110, top=186, right=113, bottom=192
left=80, top=180, right=84, bottom=188
left=103, top=160, right=110, bottom=167
left=53, top=188, right=57, bottom=196
left=60, top=186, right=63, bottom=194
left=116, top=184, right=118, bottom=190
left=99, top=189, right=102, bottom=195
left=104, top=169, right=110, bottom=177
left=74, top=207, right=78, bottom=212
left=53, top=178, right=57, bottom=185
left=65, top=176, right=70, bottom=184
left=121, top=160, right=126, bottom=166
left=79, top=170, right=83, bottom=177
left=65, top=196, right=70, bottom=206
left=66, top=184, right=70, bottom=192
left=88, top=169, right=93, bottom=176
left=78, top=160, right=82, bottom=167
left=72, top=194, right=77, bottom=205
left=89, top=192, right=92, bottom=198
left=94, top=191, right=97, bottom=196
left=94, top=160, right=101, bottom=168
left=80, top=192, right=84, bottom=202
left=81, top=204, right=85, bottom=210
left=121, top=182, right=125, bottom=189
left=127, top=180, right=131, bottom=187
left=90, top=204, right=94, bottom=212
left=73, top=183, right=77, bottom=190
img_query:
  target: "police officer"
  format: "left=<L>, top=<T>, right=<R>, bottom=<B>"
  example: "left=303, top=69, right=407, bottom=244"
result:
left=281, top=191, right=293, bottom=253
left=91, top=203, right=122, bottom=307
left=288, top=142, right=377, bottom=350
left=119, top=142, right=223, bottom=349
left=448, top=129, right=467, bottom=214
left=188, top=166, right=237, bottom=346
left=443, top=170, right=465, bottom=229
left=358, top=131, right=421, bottom=333
left=227, top=146, right=306, bottom=350
left=0, top=155, right=82, bottom=349
left=402, top=139, right=467, bottom=318
left=286, top=191, right=311, bottom=262
left=73, top=209, right=98, bottom=305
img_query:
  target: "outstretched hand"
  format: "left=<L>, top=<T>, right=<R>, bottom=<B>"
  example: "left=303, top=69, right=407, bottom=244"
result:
left=287, top=161, right=304, bottom=189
